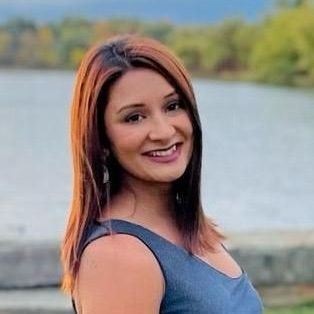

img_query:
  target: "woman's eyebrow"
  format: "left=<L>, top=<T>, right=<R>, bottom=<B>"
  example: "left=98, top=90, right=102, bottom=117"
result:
left=164, top=90, right=178, bottom=99
left=117, top=90, right=178, bottom=114
left=117, top=103, right=144, bottom=114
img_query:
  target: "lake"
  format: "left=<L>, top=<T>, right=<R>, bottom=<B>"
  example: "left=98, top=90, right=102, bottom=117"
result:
left=0, top=69, right=313, bottom=241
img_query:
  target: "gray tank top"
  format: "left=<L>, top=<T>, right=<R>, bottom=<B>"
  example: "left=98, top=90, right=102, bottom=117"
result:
left=72, top=219, right=264, bottom=313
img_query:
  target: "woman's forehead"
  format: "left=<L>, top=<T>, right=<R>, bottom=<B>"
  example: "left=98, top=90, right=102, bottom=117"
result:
left=107, top=68, right=177, bottom=109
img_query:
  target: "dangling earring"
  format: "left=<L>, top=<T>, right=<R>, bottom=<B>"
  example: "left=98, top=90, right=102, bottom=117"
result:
left=101, top=148, right=111, bottom=218
left=103, top=165, right=109, bottom=184
left=102, top=148, right=110, bottom=184
left=176, top=192, right=182, bottom=205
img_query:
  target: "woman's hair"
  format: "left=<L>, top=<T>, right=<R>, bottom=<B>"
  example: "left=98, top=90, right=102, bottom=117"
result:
left=60, top=33, right=226, bottom=295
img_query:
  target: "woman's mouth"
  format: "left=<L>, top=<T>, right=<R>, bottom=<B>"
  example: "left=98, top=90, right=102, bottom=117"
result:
left=143, top=143, right=182, bottom=163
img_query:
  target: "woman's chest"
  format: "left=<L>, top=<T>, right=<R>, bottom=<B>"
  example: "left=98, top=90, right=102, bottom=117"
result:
left=159, top=254, right=263, bottom=314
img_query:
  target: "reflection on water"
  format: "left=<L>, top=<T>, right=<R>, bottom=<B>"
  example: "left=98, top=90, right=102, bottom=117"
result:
left=0, top=70, right=313, bottom=241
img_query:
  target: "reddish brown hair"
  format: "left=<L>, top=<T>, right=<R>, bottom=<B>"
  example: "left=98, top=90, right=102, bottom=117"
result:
left=60, top=34, right=225, bottom=295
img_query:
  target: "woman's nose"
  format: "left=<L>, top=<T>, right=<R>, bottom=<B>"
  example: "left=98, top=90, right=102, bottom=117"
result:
left=148, top=116, right=176, bottom=141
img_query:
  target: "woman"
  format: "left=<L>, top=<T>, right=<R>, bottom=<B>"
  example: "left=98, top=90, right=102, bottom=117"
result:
left=61, top=34, right=264, bottom=313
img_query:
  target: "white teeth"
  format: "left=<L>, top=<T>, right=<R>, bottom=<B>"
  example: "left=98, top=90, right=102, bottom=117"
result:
left=149, top=144, right=177, bottom=157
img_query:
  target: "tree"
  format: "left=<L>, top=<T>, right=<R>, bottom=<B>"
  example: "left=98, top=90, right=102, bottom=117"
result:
left=250, top=5, right=314, bottom=85
left=54, top=17, right=92, bottom=68
left=276, top=0, right=314, bottom=8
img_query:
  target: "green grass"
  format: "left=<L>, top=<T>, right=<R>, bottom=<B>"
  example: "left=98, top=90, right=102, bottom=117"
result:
left=265, top=300, right=314, bottom=314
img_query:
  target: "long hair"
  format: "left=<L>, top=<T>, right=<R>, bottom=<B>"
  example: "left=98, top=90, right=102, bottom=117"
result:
left=60, top=34, right=226, bottom=295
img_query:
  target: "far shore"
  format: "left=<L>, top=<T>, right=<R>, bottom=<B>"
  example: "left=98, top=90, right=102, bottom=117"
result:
left=2, top=66, right=314, bottom=89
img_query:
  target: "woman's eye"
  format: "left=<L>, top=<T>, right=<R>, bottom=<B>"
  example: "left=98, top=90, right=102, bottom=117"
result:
left=124, top=113, right=144, bottom=123
left=167, top=101, right=182, bottom=111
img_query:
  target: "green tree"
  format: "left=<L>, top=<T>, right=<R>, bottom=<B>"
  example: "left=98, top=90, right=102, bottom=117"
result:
left=37, top=27, right=58, bottom=67
left=2, top=18, right=37, bottom=65
left=200, top=18, right=252, bottom=75
left=0, top=30, right=13, bottom=64
left=250, top=5, right=314, bottom=85
left=168, top=26, right=210, bottom=73
left=277, top=0, right=314, bottom=8
left=142, top=21, right=174, bottom=43
left=54, top=17, right=92, bottom=68
left=16, top=29, right=38, bottom=67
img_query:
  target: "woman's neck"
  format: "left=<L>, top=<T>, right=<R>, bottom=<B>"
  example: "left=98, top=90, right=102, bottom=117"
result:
left=102, top=174, right=175, bottom=224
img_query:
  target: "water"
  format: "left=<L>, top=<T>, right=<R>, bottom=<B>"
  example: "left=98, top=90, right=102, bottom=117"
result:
left=0, top=69, right=313, bottom=241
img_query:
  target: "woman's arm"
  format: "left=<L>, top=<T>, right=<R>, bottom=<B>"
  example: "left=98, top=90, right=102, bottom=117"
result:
left=75, top=234, right=165, bottom=314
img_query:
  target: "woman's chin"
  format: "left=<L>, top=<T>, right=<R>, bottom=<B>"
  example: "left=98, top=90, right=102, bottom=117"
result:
left=147, top=169, right=187, bottom=183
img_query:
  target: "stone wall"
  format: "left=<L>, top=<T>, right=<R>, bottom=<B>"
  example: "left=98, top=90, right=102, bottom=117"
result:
left=0, top=229, right=313, bottom=312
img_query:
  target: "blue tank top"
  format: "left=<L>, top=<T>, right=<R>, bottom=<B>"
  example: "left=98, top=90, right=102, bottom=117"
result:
left=72, top=219, right=264, bottom=314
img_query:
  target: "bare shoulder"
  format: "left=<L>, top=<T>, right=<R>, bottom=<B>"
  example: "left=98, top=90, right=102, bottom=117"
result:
left=75, top=234, right=164, bottom=314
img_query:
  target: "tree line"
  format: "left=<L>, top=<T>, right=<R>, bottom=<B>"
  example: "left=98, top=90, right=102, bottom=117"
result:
left=0, top=1, right=314, bottom=86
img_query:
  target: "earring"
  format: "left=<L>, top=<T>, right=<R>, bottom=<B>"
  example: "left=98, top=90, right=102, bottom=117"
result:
left=102, top=148, right=110, bottom=184
left=175, top=192, right=182, bottom=205
left=103, top=165, right=109, bottom=184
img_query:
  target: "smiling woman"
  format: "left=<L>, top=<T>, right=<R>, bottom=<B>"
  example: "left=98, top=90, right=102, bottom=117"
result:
left=60, top=34, right=264, bottom=314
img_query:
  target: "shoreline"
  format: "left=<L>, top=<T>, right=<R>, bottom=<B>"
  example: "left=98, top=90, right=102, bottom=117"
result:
left=1, top=66, right=314, bottom=89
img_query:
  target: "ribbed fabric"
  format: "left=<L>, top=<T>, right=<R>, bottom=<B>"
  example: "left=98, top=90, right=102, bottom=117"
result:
left=72, top=219, right=264, bottom=314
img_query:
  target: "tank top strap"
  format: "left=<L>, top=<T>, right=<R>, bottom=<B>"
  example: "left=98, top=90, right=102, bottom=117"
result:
left=77, top=218, right=178, bottom=264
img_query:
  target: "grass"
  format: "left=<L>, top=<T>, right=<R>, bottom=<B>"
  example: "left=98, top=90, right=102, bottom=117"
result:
left=265, top=300, right=314, bottom=314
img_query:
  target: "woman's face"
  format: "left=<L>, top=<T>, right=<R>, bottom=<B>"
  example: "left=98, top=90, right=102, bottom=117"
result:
left=104, top=68, right=193, bottom=184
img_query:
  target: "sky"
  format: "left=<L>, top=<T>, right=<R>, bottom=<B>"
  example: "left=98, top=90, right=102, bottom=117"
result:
left=0, top=0, right=276, bottom=24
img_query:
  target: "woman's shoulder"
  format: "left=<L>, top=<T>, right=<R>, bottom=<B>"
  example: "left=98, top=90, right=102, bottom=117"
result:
left=75, top=232, right=164, bottom=313
left=81, top=231, right=160, bottom=263
left=79, top=231, right=165, bottom=286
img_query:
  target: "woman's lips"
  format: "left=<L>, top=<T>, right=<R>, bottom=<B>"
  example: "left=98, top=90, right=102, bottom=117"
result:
left=143, top=143, right=182, bottom=163
left=143, top=142, right=182, bottom=155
